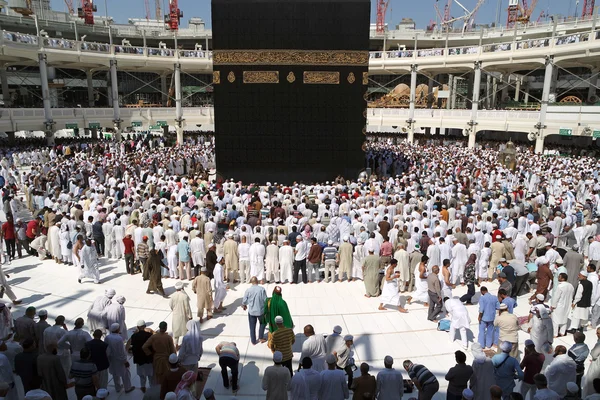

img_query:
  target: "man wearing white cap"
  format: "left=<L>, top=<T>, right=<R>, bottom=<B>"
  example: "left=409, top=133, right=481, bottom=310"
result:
left=293, top=235, right=310, bottom=284
left=338, top=236, right=353, bottom=282
left=322, top=240, right=338, bottom=283
left=375, top=355, right=403, bottom=399
left=170, top=281, right=192, bottom=342
left=568, top=270, right=593, bottom=334
left=87, top=288, right=115, bottom=334
left=249, top=237, right=266, bottom=283
left=223, top=233, right=239, bottom=283
left=551, top=272, right=575, bottom=337
left=192, top=266, right=213, bottom=322
left=270, top=315, right=295, bottom=376
left=326, top=325, right=344, bottom=358
left=279, top=239, right=294, bottom=284
left=335, top=335, right=354, bottom=389
left=104, top=323, right=134, bottom=393
left=319, top=353, right=349, bottom=400
left=494, top=304, right=519, bottom=358
left=126, top=320, right=153, bottom=393
left=262, top=351, right=291, bottom=400
left=104, top=295, right=127, bottom=342
left=213, top=256, right=228, bottom=313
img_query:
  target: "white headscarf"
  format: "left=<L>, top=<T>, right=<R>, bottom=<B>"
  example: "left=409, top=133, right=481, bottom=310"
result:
left=185, top=320, right=202, bottom=356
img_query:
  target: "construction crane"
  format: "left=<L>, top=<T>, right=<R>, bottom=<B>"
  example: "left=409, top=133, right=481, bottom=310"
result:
left=435, top=0, right=485, bottom=34
left=64, top=0, right=74, bottom=14
left=144, top=0, right=150, bottom=20
left=165, top=0, right=183, bottom=31
left=537, top=10, right=546, bottom=23
left=582, top=0, right=596, bottom=18
left=507, top=0, right=539, bottom=28
left=78, top=0, right=98, bottom=25
left=155, top=0, right=161, bottom=22
left=376, top=0, right=390, bottom=35
left=434, top=0, right=452, bottom=32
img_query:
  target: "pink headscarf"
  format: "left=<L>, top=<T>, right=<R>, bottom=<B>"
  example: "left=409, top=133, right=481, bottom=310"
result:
left=175, top=370, right=197, bottom=395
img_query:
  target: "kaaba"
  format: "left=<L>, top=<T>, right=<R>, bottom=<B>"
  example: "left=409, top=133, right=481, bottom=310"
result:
left=211, top=0, right=370, bottom=183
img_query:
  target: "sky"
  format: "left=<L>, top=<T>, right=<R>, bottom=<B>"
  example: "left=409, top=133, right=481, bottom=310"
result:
left=50, top=0, right=577, bottom=29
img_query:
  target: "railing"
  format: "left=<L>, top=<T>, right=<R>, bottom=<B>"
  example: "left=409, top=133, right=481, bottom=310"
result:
left=0, top=28, right=597, bottom=63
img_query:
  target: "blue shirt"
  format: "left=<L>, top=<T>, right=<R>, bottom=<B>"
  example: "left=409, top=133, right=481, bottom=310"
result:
left=479, top=293, right=500, bottom=322
left=242, top=285, right=267, bottom=316
left=177, top=241, right=190, bottom=262
left=502, top=297, right=517, bottom=313
left=491, top=353, right=524, bottom=395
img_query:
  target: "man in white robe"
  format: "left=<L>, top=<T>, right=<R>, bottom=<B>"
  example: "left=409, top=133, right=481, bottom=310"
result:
left=43, top=315, right=71, bottom=379
left=393, top=244, right=410, bottom=291
left=102, top=220, right=114, bottom=259
left=445, top=298, right=470, bottom=349
left=190, top=234, right=205, bottom=269
left=87, top=288, right=115, bottom=333
left=319, top=354, right=349, bottom=400
left=104, top=323, right=134, bottom=393
left=249, top=238, right=265, bottom=282
left=426, top=240, right=440, bottom=271
left=213, top=257, right=227, bottom=312
left=47, top=224, right=61, bottom=262
left=105, top=296, right=127, bottom=342
left=299, top=325, right=327, bottom=372
left=112, top=221, right=125, bottom=259
left=79, top=238, right=100, bottom=284
left=551, top=272, right=575, bottom=337
left=279, top=240, right=294, bottom=284
left=450, top=238, right=468, bottom=284
left=265, top=241, right=280, bottom=283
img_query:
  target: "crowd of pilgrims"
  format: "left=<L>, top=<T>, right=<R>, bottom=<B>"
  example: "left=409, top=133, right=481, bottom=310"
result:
left=0, top=137, right=600, bottom=399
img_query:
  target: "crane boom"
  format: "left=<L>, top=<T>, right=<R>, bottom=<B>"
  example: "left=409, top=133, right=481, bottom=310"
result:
left=582, top=0, right=596, bottom=18
left=376, top=0, right=389, bottom=35
left=155, top=0, right=161, bottom=21
left=64, top=0, right=74, bottom=14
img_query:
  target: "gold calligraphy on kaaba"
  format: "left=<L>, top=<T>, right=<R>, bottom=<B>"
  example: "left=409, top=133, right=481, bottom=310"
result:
left=348, top=72, right=356, bottom=84
left=362, top=72, right=368, bottom=85
left=227, top=71, right=235, bottom=83
left=287, top=72, right=296, bottom=83
left=303, top=71, right=340, bottom=84
left=213, top=71, right=220, bottom=84
left=243, top=71, right=280, bottom=84
left=213, top=50, right=369, bottom=66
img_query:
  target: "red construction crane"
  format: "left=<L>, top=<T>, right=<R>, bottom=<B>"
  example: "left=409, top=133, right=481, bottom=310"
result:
left=64, top=0, right=74, bottom=14
left=78, top=0, right=97, bottom=25
left=165, top=0, right=183, bottom=30
left=376, top=0, right=389, bottom=35
left=582, top=0, right=596, bottom=18
left=507, top=0, right=539, bottom=28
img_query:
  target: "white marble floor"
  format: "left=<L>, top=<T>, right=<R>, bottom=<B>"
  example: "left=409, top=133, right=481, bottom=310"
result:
left=2, top=253, right=592, bottom=400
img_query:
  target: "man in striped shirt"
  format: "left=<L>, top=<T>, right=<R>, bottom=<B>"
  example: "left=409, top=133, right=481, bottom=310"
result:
left=270, top=315, right=295, bottom=377
left=403, top=359, right=439, bottom=400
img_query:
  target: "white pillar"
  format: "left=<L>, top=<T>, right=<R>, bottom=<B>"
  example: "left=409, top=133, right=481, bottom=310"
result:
left=407, top=64, right=417, bottom=143
left=161, top=73, right=169, bottom=107
left=427, top=75, right=434, bottom=108
left=0, top=66, right=10, bottom=108
left=524, top=86, right=530, bottom=104
left=110, top=59, right=122, bottom=141
left=486, top=74, right=491, bottom=109
left=501, top=73, right=509, bottom=103
left=588, top=68, right=599, bottom=102
left=514, top=77, right=521, bottom=102
left=39, top=53, right=54, bottom=145
left=87, top=70, right=95, bottom=108
left=468, top=62, right=482, bottom=149
left=492, top=77, right=498, bottom=108
left=536, top=56, right=554, bottom=154
left=447, top=74, right=454, bottom=110
left=174, top=63, right=184, bottom=145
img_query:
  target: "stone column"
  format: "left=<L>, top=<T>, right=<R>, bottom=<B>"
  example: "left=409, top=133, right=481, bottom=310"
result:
left=110, top=59, right=122, bottom=141
left=536, top=56, right=554, bottom=154
left=174, top=63, right=184, bottom=145
left=407, top=64, right=418, bottom=143
left=87, top=70, right=95, bottom=108
left=39, top=53, right=54, bottom=145
left=468, top=62, right=482, bottom=149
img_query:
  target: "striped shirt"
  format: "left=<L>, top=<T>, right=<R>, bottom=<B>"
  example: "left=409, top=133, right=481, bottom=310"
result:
left=70, top=360, right=98, bottom=387
left=271, top=327, right=295, bottom=362
left=323, top=246, right=337, bottom=261
left=408, top=364, right=437, bottom=387
left=218, top=342, right=240, bottom=360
